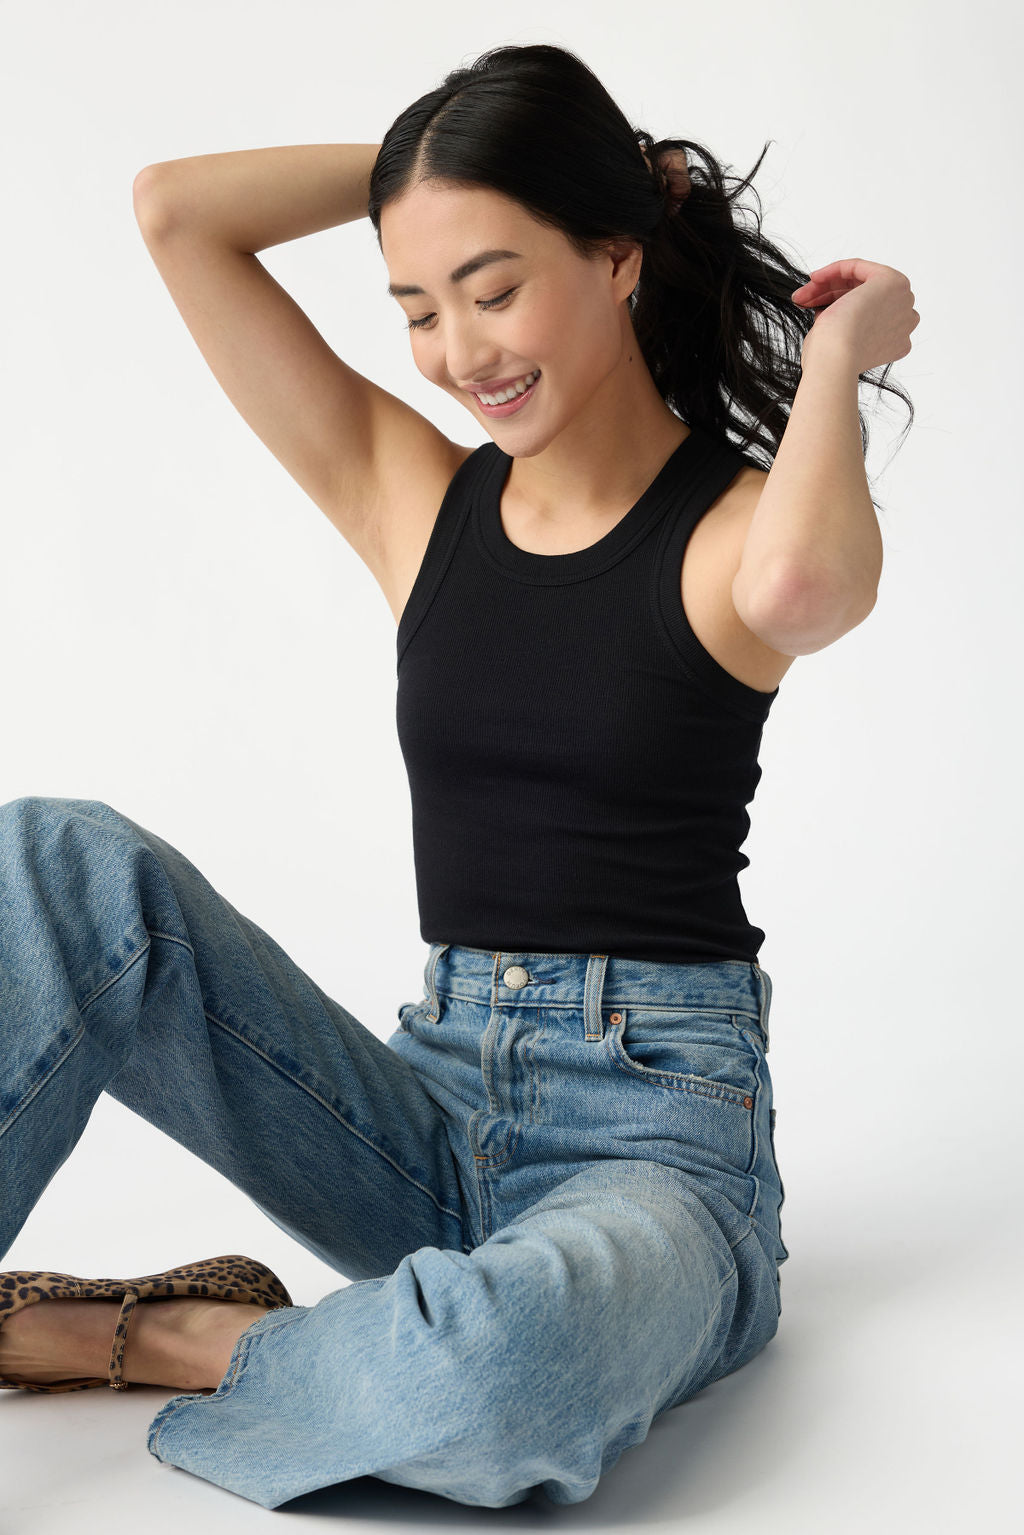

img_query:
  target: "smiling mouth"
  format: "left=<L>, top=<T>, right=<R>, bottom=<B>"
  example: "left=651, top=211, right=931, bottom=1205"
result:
left=472, top=369, right=541, bottom=406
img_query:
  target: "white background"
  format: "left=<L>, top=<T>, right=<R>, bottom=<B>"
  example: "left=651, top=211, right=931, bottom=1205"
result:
left=2, top=0, right=1020, bottom=1530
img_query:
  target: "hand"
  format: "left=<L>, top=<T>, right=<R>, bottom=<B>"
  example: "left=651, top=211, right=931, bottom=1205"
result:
left=791, top=258, right=919, bottom=374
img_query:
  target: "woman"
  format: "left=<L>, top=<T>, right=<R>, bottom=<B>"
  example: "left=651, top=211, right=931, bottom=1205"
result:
left=0, top=42, right=916, bottom=1512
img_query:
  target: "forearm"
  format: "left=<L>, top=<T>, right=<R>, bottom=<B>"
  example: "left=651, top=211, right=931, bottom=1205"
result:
left=732, top=342, right=884, bottom=654
left=132, top=143, right=381, bottom=252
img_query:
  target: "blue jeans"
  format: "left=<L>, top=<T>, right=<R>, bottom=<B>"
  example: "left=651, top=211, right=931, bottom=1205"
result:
left=0, top=796, right=789, bottom=1510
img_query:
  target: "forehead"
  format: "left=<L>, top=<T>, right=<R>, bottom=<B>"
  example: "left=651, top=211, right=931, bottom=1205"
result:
left=381, top=180, right=558, bottom=287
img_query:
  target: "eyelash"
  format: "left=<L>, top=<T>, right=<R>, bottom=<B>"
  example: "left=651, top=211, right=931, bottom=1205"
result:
left=405, top=287, right=518, bottom=331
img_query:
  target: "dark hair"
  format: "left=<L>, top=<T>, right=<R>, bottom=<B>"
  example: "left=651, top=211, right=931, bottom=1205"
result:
left=368, top=42, right=912, bottom=516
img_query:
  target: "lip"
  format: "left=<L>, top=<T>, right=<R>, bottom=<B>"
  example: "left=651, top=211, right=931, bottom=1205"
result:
left=472, top=372, right=541, bottom=418
left=467, top=370, right=539, bottom=392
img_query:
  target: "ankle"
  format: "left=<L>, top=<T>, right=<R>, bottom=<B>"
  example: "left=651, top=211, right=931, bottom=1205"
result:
left=130, top=1299, right=267, bottom=1391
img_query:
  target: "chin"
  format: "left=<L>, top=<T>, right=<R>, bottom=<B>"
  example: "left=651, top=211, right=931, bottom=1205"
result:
left=478, top=401, right=560, bottom=456
left=482, top=419, right=553, bottom=457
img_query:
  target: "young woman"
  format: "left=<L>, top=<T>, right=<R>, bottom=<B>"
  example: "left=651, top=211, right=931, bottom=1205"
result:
left=0, top=43, right=916, bottom=1513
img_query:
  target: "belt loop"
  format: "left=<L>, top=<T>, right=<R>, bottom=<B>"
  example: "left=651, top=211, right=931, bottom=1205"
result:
left=584, top=954, right=609, bottom=1042
left=424, top=942, right=450, bottom=1024
left=752, top=962, right=772, bottom=1052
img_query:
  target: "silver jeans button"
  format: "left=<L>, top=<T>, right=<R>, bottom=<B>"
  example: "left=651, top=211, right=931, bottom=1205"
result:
left=502, top=965, right=530, bottom=989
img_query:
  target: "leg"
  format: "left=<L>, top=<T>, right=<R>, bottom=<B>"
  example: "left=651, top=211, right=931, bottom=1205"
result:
left=0, top=796, right=465, bottom=1275
left=147, top=1159, right=777, bottom=1510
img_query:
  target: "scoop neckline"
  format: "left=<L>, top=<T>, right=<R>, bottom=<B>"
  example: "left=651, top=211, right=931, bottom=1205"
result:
left=477, top=426, right=706, bottom=583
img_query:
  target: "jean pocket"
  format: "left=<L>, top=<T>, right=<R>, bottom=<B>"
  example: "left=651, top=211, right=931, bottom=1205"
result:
left=605, top=1006, right=759, bottom=1110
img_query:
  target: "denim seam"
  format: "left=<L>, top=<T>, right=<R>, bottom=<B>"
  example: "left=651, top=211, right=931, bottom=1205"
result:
left=727, top=1219, right=756, bottom=1253
left=0, top=938, right=153, bottom=1137
left=469, top=1104, right=521, bottom=1170
left=439, top=987, right=761, bottom=1022
left=736, top=1023, right=767, bottom=1223
left=138, top=931, right=461, bottom=1225
left=607, top=1071, right=753, bottom=1106
left=197, top=1005, right=463, bottom=1226
left=78, top=935, right=153, bottom=1013
left=605, top=1037, right=755, bottom=1107
left=478, top=1117, right=520, bottom=1169
left=527, top=1010, right=541, bottom=1126
left=0, top=1026, right=86, bottom=1137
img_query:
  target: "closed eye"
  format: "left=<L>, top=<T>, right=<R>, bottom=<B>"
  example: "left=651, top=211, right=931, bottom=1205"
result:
left=405, top=287, right=518, bottom=332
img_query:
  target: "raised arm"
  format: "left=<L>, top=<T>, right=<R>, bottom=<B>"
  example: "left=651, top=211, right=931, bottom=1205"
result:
left=131, top=144, right=468, bottom=579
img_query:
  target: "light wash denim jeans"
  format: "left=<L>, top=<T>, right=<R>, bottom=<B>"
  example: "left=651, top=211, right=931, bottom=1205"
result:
left=0, top=796, right=788, bottom=1511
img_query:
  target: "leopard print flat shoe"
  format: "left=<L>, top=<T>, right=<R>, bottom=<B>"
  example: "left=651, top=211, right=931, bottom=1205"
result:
left=0, top=1253, right=293, bottom=1393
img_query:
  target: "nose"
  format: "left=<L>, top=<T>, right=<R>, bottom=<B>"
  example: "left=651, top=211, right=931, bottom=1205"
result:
left=439, top=313, right=501, bottom=395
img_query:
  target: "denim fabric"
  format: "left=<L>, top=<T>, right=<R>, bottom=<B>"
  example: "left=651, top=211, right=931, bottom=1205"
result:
left=0, top=797, right=788, bottom=1510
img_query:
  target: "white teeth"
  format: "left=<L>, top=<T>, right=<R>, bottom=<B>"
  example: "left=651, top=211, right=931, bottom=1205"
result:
left=477, top=369, right=540, bottom=406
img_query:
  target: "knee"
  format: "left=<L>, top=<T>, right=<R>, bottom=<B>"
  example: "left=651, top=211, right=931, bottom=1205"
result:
left=0, top=795, right=113, bottom=828
left=0, top=794, right=46, bottom=827
left=0, top=798, right=138, bottom=907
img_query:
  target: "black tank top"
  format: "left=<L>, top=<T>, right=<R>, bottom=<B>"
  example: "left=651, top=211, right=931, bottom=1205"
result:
left=395, top=422, right=780, bottom=964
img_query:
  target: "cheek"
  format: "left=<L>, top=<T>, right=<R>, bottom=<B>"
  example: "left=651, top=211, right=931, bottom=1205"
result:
left=548, top=313, right=617, bottom=395
left=542, top=286, right=616, bottom=369
left=411, top=339, right=445, bottom=386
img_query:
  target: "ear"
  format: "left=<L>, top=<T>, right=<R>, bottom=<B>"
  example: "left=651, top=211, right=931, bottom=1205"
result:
left=604, top=239, right=644, bottom=303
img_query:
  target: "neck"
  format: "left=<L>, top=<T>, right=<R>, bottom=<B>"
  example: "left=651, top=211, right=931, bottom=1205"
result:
left=502, top=325, right=690, bottom=526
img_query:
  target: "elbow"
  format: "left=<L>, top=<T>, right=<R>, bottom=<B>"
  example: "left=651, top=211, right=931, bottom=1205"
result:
left=132, top=164, right=163, bottom=210
left=734, top=563, right=879, bottom=656
left=132, top=164, right=179, bottom=239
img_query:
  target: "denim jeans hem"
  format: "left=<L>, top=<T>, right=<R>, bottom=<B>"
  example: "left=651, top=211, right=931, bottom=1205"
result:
left=147, top=1305, right=303, bottom=1470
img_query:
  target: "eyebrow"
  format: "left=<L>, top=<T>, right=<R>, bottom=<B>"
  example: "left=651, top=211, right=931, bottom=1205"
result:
left=387, top=249, right=524, bottom=299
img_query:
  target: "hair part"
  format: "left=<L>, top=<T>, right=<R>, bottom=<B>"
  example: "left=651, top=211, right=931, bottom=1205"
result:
left=368, top=42, right=913, bottom=517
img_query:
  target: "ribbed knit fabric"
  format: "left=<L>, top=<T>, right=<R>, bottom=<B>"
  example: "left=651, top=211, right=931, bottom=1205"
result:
left=395, top=423, right=780, bottom=964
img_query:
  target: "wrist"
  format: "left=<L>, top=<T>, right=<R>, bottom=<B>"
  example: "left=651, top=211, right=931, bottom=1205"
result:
left=800, top=329, right=862, bottom=381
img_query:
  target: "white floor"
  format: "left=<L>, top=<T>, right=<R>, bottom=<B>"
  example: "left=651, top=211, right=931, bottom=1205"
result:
left=1, top=1098, right=1017, bottom=1534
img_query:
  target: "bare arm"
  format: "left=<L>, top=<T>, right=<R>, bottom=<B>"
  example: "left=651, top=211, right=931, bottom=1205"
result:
left=133, top=143, right=380, bottom=250
left=731, top=345, right=883, bottom=656
left=131, top=144, right=466, bottom=570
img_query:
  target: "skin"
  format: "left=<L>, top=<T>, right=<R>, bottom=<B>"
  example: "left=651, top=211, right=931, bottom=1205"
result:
left=380, top=178, right=693, bottom=538
left=0, top=1296, right=267, bottom=1392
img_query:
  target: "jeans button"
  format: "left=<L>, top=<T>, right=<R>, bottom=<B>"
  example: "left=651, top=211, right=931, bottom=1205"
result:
left=502, top=965, right=530, bottom=989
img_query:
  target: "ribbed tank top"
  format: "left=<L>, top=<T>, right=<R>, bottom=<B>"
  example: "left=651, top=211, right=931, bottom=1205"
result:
left=395, top=422, right=780, bottom=964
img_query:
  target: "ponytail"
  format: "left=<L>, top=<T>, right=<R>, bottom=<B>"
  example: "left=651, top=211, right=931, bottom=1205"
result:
left=369, top=43, right=913, bottom=515
left=631, top=130, right=913, bottom=510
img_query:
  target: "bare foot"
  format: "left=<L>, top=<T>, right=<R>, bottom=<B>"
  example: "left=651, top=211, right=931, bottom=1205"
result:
left=0, top=1296, right=269, bottom=1392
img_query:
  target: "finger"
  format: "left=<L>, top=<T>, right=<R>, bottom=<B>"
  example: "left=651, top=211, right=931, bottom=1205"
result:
left=807, top=258, right=873, bottom=280
left=793, top=288, right=846, bottom=306
left=795, top=276, right=860, bottom=294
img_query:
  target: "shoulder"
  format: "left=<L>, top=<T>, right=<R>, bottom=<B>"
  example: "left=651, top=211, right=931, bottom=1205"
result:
left=710, top=462, right=770, bottom=530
